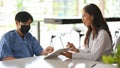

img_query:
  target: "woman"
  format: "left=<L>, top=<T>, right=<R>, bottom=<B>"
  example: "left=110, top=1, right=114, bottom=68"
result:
left=60, top=3, right=113, bottom=61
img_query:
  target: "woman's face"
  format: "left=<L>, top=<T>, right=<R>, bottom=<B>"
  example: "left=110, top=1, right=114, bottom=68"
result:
left=82, top=10, right=93, bottom=27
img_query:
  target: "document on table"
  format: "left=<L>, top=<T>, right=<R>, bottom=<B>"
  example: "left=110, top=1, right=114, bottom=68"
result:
left=44, top=48, right=70, bottom=59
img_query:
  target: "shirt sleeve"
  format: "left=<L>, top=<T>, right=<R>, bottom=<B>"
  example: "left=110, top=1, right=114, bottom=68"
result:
left=72, top=30, right=112, bottom=60
left=0, top=35, right=14, bottom=60
left=32, top=37, right=43, bottom=56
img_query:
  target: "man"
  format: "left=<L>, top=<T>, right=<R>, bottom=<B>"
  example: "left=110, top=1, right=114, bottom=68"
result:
left=0, top=11, right=54, bottom=61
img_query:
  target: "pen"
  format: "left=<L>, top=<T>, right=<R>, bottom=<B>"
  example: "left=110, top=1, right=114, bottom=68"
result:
left=91, top=63, right=97, bottom=68
left=50, top=35, right=56, bottom=46
left=59, top=36, right=64, bottom=48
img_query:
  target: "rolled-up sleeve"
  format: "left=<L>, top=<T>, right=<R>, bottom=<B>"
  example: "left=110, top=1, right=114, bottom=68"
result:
left=0, top=36, right=13, bottom=60
left=32, top=37, right=43, bottom=56
left=72, top=30, right=112, bottom=60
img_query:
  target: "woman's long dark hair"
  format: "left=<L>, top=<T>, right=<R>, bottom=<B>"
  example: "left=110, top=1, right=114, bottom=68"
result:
left=83, top=4, right=112, bottom=47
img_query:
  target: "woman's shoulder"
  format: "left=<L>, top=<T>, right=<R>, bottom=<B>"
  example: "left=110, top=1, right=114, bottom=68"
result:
left=98, top=29, right=109, bottom=37
left=99, top=29, right=108, bottom=34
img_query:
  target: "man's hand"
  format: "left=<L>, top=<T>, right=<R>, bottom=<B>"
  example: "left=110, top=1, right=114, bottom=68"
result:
left=41, top=46, right=54, bottom=55
left=45, top=46, right=54, bottom=53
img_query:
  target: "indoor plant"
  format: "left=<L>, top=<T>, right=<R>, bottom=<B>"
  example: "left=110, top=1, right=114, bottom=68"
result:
left=102, top=45, right=120, bottom=68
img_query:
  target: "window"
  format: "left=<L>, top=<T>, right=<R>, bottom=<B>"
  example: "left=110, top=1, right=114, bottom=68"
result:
left=0, top=0, right=120, bottom=48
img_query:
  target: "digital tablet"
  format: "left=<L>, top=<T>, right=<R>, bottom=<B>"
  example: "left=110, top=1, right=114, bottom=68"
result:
left=44, top=48, right=70, bottom=59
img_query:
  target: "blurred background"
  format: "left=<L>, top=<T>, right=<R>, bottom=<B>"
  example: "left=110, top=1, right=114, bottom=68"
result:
left=0, top=0, right=120, bottom=50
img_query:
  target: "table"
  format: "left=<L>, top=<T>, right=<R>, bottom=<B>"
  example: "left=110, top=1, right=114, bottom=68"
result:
left=0, top=55, right=117, bottom=68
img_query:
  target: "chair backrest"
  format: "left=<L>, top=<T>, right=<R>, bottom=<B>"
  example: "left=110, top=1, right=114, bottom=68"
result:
left=113, top=30, right=120, bottom=51
left=114, top=36, right=120, bottom=50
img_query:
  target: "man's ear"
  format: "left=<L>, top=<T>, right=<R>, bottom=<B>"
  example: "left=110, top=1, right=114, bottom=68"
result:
left=15, top=20, right=19, bottom=25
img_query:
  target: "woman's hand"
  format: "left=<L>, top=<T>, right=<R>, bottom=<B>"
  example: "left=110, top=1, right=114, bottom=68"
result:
left=66, top=42, right=79, bottom=53
left=41, top=46, right=54, bottom=55
left=66, top=42, right=76, bottom=49
left=60, top=51, right=72, bottom=58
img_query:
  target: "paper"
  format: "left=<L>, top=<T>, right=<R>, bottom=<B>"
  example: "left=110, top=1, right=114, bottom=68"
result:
left=44, top=48, right=70, bottom=59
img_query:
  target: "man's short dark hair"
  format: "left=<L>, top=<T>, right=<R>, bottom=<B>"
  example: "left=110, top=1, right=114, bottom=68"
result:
left=15, top=11, right=33, bottom=23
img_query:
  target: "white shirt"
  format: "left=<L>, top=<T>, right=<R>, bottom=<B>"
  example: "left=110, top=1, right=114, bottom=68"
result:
left=72, top=29, right=112, bottom=61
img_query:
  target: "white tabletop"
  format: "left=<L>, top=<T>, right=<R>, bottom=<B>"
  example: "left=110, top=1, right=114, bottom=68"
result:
left=0, top=55, right=117, bottom=68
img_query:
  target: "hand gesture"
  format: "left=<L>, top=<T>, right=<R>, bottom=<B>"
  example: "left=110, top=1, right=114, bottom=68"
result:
left=66, top=42, right=76, bottom=49
left=41, top=46, right=54, bottom=55
left=45, top=46, right=54, bottom=53
left=60, top=51, right=72, bottom=58
left=66, top=42, right=79, bottom=53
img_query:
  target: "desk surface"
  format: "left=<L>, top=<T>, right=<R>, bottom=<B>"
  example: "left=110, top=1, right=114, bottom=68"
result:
left=0, top=55, right=117, bottom=68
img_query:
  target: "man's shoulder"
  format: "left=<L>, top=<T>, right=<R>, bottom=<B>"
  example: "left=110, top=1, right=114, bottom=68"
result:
left=3, top=30, right=16, bottom=37
left=25, top=32, right=33, bottom=37
left=8, top=30, right=16, bottom=33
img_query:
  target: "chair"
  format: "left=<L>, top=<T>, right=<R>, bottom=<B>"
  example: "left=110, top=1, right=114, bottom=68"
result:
left=113, top=30, right=120, bottom=51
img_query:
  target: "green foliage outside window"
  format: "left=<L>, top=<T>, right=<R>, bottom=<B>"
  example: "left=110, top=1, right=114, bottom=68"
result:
left=17, top=0, right=23, bottom=11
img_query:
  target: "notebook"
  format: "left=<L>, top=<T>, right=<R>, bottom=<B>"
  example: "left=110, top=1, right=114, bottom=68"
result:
left=44, top=48, right=70, bottom=59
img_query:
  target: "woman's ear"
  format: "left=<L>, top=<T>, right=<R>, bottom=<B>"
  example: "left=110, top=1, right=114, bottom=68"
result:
left=91, top=15, right=94, bottom=20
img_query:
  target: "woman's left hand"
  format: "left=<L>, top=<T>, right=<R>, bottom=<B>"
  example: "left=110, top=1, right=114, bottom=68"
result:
left=60, top=51, right=72, bottom=58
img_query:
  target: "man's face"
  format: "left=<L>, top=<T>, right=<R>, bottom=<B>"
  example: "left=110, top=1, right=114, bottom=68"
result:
left=16, top=19, right=32, bottom=34
left=19, top=19, right=32, bottom=26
